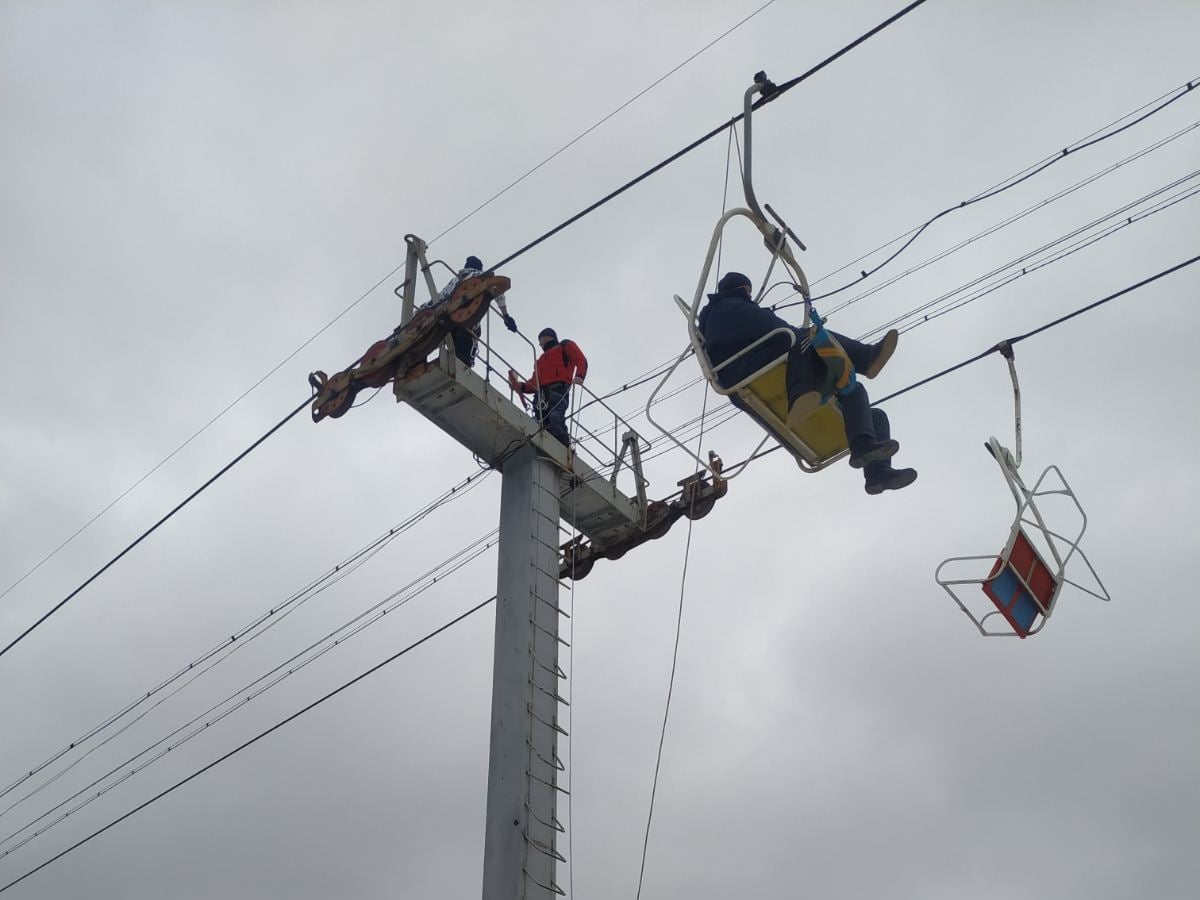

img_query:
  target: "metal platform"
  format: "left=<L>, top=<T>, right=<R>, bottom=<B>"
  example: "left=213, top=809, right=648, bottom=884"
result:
left=394, top=345, right=642, bottom=546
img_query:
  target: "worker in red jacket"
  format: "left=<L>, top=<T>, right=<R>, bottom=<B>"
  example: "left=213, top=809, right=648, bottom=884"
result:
left=508, top=328, right=587, bottom=446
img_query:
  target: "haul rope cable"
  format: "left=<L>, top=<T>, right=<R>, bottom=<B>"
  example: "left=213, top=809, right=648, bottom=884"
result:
left=0, top=596, right=499, bottom=896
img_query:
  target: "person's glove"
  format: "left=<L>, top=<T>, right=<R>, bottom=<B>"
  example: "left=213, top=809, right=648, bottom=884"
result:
left=507, top=369, right=521, bottom=392
left=503, top=314, right=518, bottom=333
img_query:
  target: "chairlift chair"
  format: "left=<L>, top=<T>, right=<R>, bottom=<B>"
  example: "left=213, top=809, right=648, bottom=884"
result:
left=647, top=73, right=857, bottom=476
left=935, top=344, right=1111, bottom=637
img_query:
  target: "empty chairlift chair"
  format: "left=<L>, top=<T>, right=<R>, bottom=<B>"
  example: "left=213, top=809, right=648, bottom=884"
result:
left=935, top=345, right=1111, bottom=637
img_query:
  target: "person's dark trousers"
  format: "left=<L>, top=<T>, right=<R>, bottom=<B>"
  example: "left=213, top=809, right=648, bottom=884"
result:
left=826, top=331, right=882, bottom=443
left=784, top=338, right=878, bottom=443
left=451, top=325, right=478, bottom=367
left=536, top=382, right=572, bottom=446
left=862, top=407, right=894, bottom=482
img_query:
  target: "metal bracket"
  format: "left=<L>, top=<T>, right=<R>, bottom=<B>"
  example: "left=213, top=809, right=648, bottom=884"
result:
left=399, top=234, right=427, bottom=326
left=401, top=234, right=460, bottom=372
left=610, top=431, right=649, bottom=524
left=998, top=341, right=1022, bottom=468
left=560, top=457, right=727, bottom=581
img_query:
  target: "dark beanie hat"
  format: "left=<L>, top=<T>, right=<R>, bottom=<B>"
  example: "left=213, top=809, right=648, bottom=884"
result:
left=465, top=255, right=483, bottom=270
left=717, top=271, right=752, bottom=293
left=538, top=327, right=558, bottom=341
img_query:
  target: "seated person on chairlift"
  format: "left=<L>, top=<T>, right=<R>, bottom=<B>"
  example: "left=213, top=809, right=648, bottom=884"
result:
left=432, top=255, right=519, bottom=367
left=699, top=272, right=917, bottom=495
left=508, top=328, right=587, bottom=448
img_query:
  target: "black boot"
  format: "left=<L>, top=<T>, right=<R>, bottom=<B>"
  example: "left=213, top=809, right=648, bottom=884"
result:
left=849, top=436, right=900, bottom=469
left=864, top=464, right=918, bottom=495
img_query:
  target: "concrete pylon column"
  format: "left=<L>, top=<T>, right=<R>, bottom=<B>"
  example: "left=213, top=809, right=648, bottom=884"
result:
left=483, top=444, right=566, bottom=899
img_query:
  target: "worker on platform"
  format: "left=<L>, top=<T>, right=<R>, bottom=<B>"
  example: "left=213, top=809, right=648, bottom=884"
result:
left=435, top=255, right=518, bottom=367
left=507, top=328, right=587, bottom=447
left=699, top=271, right=917, bottom=495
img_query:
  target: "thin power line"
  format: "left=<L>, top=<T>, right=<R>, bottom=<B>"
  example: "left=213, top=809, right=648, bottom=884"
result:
left=810, top=77, right=1200, bottom=292
left=1, top=532, right=500, bottom=860
left=428, top=0, right=783, bottom=246
left=0, top=596, right=497, bottom=896
left=889, top=183, right=1200, bottom=337
left=819, top=118, right=1200, bottom=318
left=0, top=470, right=491, bottom=814
left=873, top=252, right=1200, bottom=406
left=799, top=77, right=1198, bottom=304
left=0, top=397, right=311, bottom=662
left=3, top=378, right=744, bottom=854
left=858, top=169, right=1200, bottom=338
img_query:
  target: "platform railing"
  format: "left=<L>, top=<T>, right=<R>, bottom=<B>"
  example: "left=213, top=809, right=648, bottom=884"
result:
left=472, top=309, right=650, bottom=500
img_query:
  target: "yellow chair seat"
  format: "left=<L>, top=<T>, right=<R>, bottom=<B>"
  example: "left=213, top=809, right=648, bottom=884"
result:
left=740, top=364, right=849, bottom=465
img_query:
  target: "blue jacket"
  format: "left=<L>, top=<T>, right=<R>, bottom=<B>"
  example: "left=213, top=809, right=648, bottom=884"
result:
left=698, top=288, right=801, bottom=389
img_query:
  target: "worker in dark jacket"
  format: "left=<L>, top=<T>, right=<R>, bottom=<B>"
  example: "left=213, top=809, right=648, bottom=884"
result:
left=699, top=271, right=916, bottom=494
left=508, top=328, right=587, bottom=447
left=435, top=255, right=518, bottom=366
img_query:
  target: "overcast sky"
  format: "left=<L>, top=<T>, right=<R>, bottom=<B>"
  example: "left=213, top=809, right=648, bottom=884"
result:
left=2, top=1, right=1198, bottom=898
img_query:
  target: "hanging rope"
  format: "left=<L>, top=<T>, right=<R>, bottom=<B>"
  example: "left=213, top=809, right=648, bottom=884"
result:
left=635, top=126, right=734, bottom=898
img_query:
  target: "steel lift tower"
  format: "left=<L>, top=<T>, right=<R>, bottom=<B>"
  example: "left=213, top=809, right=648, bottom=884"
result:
left=309, top=236, right=724, bottom=898
left=394, top=238, right=639, bottom=900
